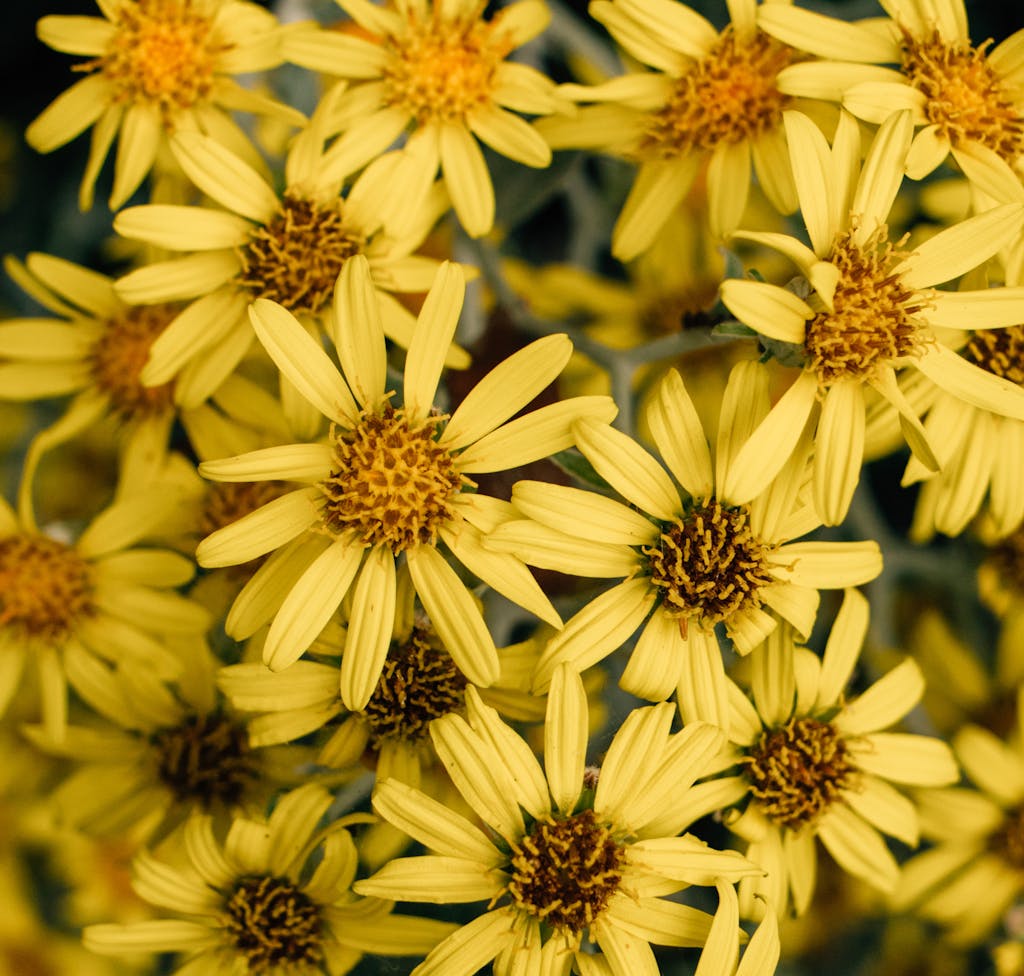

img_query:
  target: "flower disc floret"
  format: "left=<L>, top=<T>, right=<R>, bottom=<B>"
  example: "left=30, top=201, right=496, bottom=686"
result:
left=0, top=534, right=95, bottom=642
left=223, top=875, right=323, bottom=971
left=805, top=226, right=925, bottom=385
left=990, top=807, right=1024, bottom=869
left=319, top=405, right=465, bottom=553
left=85, top=0, right=220, bottom=117
left=363, top=627, right=468, bottom=747
left=505, top=809, right=624, bottom=935
left=237, top=195, right=366, bottom=315
left=151, top=712, right=255, bottom=808
left=964, top=324, right=1024, bottom=385
left=382, top=13, right=511, bottom=124
left=743, top=716, right=855, bottom=830
left=90, top=304, right=177, bottom=419
left=644, top=498, right=774, bottom=628
left=901, top=29, right=1024, bottom=166
left=642, top=28, right=793, bottom=158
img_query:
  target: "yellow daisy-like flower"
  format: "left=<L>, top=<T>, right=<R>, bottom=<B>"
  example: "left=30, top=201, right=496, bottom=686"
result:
left=758, top=0, right=1024, bottom=192
left=539, top=0, right=800, bottom=257
left=713, top=591, right=959, bottom=917
left=83, top=783, right=455, bottom=974
left=904, top=322, right=1024, bottom=541
left=0, top=477, right=208, bottom=738
left=196, top=254, right=615, bottom=709
left=27, top=0, right=302, bottom=210
left=282, top=0, right=559, bottom=237
left=23, top=640, right=307, bottom=843
left=218, top=568, right=547, bottom=788
left=113, top=129, right=464, bottom=414
left=720, top=109, right=1024, bottom=526
left=893, top=699, right=1024, bottom=945
left=487, top=361, right=881, bottom=727
left=355, top=666, right=765, bottom=975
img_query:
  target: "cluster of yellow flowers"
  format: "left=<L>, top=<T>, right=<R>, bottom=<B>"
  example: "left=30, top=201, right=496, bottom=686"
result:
left=3, top=0, right=1024, bottom=973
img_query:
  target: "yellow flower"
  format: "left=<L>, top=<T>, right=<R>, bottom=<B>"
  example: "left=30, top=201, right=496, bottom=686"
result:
left=893, top=700, right=1024, bottom=945
left=539, top=0, right=801, bottom=256
left=27, top=0, right=302, bottom=210
left=218, top=567, right=548, bottom=788
left=113, top=129, right=464, bottom=415
left=720, top=109, right=1024, bottom=525
left=0, top=474, right=208, bottom=738
left=22, top=639, right=310, bottom=843
left=283, top=0, right=560, bottom=238
left=713, top=591, right=959, bottom=917
left=196, top=254, right=615, bottom=709
left=980, top=527, right=1024, bottom=618
left=758, top=0, right=1024, bottom=194
left=487, top=361, right=881, bottom=727
left=83, top=783, right=455, bottom=974
left=355, top=666, right=763, bottom=975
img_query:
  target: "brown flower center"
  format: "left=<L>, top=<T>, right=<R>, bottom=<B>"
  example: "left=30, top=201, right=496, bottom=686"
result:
left=382, top=10, right=511, bottom=124
left=743, top=716, right=855, bottom=829
left=645, top=498, right=774, bottom=629
left=990, top=807, right=1024, bottom=869
left=0, top=534, right=94, bottom=642
left=639, top=284, right=720, bottom=337
left=963, top=324, right=1024, bottom=386
left=199, top=481, right=291, bottom=537
left=362, top=626, right=469, bottom=747
left=151, top=712, right=256, bottom=809
left=804, top=226, right=926, bottom=385
left=506, top=809, right=624, bottom=935
left=319, top=405, right=466, bottom=552
left=237, top=195, right=366, bottom=316
left=901, top=29, right=1024, bottom=166
left=90, top=304, right=177, bottom=419
left=223, top=876, right=322, bottom=972
left=84, top=0, right=221, bottom=116
left=987, top=527, right=1024, bottom=598
left=642, top=28, right=792, bottom=158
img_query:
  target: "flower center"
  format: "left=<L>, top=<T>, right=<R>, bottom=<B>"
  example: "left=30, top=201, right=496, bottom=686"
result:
left=988, top=528, right=1024, bottom=598
left=990, top=807, right=1024, bottom=869
left=506, top=809, right=624, bottom=935
left=382, top=10, right=511, bottom=124
left=362, top=626, right=468, bottom=747
left=200, top=482, right=291, bottom=537
left=804, top=226, right=926, bottom=385
left=237, top=195, right=366, bottom=316
left=86, top=0, right=220, bottom=116
left=963, top=324, right=1024, bottom=386
left=644, top=498, right=774, bottom=629
left=223, top=876, right=322, bottom=972
left=319, top=405, right=465, bottom=553
left=641, top=28, right=792, bottom=158
left=639, top=284, right=719, bottom=336
left=90, top=305, right=177, bottom=419
left=0, top=534, right=94, bottom=642
left=901, top=29, right=1024, bottom=166
left=743, top=716, right=854, bottom=829
left=151, top=712, right=256, bottom=809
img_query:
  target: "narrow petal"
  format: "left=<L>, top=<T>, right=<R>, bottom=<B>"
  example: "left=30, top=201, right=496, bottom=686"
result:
left=718, top=280, right=812, bottom=344
left=914, top=342, right=1024, bottom=421
left=263, top=538, right=364, bottom=671
left=645, top=367, right=714, bottom=500
left=708, top=138, right=751, bottom=239
left=333, top=253, right=387, bottom=410
left=676, top=626, right=730, bottom=731
left=613, top=158, right=698, bottom=261
left=340, top=545, right=397, bottom=710
left=784, top=110, right=836, bottom=255
left=768, top=541, right=882, bottom=588
left=468, top=105, right=550, bottom=167
left=836, top=658, right=924, bottom=735
left=694, top=883, right=739, bottom=976
left=850, top=733, right=959, bottom=786
left=817, top=588, right=869, bottom=708
left=545, top=664, right=588, bottom=813
left=114, top=205, right=252, bottom=251
left=110, top=103, right=161, bottom=210
left=26, top=75, right=109, bottom=152
left=619, top=611, right=685, bottom=702
left=758, top=4, right=899, bottom=60
left=817, top=805, right=900, bottom=892
left=199, top=444, right=333, bottom=483
left=850, top=110, right=914, bottom=247
left=440, top=123, right=494, bottom=238
left=814, top=378, right=865, bottom=525
left=412, top=909, right=511, bottom=976
left=592, top=916, right=659, bottom=976
left=843, top=775, right=920, bottom=846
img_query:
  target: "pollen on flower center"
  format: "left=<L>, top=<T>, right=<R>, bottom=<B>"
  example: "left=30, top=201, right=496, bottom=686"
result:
left=223, top=876, right=322, bottom=971
left=382, top=13, right=511, bottom=124
left=319, top=405, right=466, bottom=553
left=362, top=626, right=468, bottom=748
left=238, top=195, right=366, bottom=315
left=91, top=304, right=177, bottom=418
left=963, top=324, right=1024, bottom=386
left=0, top=534, right=94, bottom=642
left=644, top=497, right=774, bottom=629
left=151, top=712, right=256, bottom=808
left=804, top=226, right=926, bottom=385
left=901, top=29, right=1024, bottom=165
left=84, top=0, right=220, bottom=116
left=743, top=716, right=855, bottom=829
left=506, top=809, right=624, bottom=935
left=990, top=807, right=1024, bottom=869
left=641, top=28, right=793, bottom=158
